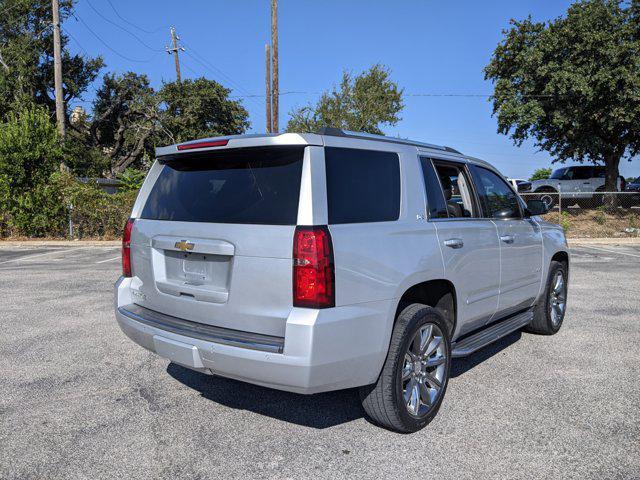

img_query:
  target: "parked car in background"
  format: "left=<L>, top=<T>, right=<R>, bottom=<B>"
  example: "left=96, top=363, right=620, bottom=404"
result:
left=115, top=128, right=569, bottom=433
left=508, top=178, right=532, bottom=193
left=530, top=166, right=625, bottom=208
left=622, top=176, right=640, bottom=207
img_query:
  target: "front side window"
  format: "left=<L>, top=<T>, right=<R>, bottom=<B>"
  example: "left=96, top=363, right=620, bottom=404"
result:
left=420, top=157, right=448, bottom=219
left=325, top=147, right=400, bottom=224
left=550, top=168, right=567, bottom=180
left=432, top=162, right=476, bottom=218
left=470, top=166, right=521, bottom=219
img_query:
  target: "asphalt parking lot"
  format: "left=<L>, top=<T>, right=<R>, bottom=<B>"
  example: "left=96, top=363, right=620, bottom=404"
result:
left=1, top=244, right=639, bottom=479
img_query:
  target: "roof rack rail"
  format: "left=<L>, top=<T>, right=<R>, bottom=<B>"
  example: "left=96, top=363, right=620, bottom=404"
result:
left=315, top=127, right=462, bottom=154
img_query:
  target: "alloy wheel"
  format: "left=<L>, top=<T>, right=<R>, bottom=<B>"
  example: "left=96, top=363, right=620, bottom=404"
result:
left=401, top=323, right=448, bottom=417
left=549, top=270, right=567, bottom=327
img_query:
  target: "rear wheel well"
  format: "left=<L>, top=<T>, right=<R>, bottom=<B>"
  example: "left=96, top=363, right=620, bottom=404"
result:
left=551, top=251, right=569, bottom=270
left=535, top=186, right=557, bottom=193
left=396, top=280, right=456, bottom=336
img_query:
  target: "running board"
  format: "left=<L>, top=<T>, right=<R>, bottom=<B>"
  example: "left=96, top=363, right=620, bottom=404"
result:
left=451, top=309, right=534, bottom=358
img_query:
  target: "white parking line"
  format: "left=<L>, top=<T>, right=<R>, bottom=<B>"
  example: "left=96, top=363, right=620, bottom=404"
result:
left=96, top=256, right=121, bottom=264
left=578, top=245, right=640, bottom=258
left=0, top=247, right=88, bottom=265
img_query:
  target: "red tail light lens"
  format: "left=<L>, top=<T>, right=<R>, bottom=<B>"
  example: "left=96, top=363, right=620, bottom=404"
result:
left=122, top=218, right=134, bottom=277
left=293, top=226, right=335, bottom=308
left=177, top=139, right=229, bottom=150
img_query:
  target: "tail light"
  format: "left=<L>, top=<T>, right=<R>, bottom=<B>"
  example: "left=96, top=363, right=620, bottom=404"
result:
left=293, top=226, right=335, bottom=308
left=177, top=139, right=229, bottom=150
left=122, top=218, right=134, bottom=277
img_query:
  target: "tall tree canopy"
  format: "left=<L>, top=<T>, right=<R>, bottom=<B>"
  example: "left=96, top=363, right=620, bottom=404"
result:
left=89, top=72, right=159, bottom=174
left=286, top=64, right=404, bottom=134
left=80, top=75, right=250, bottom=175
left=485, top=0, right=640, bottom=198
left=0, top=0, right=103, bottom=120
left=159, top=78, right=250, bottom=143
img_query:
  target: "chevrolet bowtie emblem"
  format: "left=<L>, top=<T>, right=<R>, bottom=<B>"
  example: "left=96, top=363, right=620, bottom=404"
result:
left=175, top=240, right=195, bottom=252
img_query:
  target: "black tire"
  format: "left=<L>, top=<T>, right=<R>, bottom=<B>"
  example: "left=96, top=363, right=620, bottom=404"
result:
left=359, top=304, right=451, bottom=433
left=526, top=260, right=568, bottom=335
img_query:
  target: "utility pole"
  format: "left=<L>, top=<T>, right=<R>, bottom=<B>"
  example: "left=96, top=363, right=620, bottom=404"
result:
left=265, top=44, right=272, bottom=133
left=52, top=0, right=65, bottom=140
left=166, top=27, right=184, bottom=83
left=271, top=0, right=278, bottom=133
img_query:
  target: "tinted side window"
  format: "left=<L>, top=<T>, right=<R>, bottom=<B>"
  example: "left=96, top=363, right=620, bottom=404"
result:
left=594, top=167, right=606, bottom=178
left=325, top=147, right=400, bottom=224
left=471, top=166, right=521, bottom=219
left=572, top=167, right=593, bottom=180
left=420, top=157, right=448, bottom=219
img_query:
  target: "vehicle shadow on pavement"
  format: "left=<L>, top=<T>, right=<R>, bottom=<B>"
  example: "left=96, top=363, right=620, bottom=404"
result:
left=450, top=330, right=522, bottom=378
left=167, top=363, right=365, bottom=429
left=166, top=331, right=522, bottom=428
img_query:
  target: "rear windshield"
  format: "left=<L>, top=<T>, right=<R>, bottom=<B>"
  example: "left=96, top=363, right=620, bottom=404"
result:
left=141, top=146, right=304, bottom=225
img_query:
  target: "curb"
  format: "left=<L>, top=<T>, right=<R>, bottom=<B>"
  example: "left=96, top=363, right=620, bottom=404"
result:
left=567, top=237, right=640, bottom=246
left=0, top=240, right=121, bottom=247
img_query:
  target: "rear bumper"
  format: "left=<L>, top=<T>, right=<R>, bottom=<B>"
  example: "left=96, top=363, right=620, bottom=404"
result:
left=114, top=277, right=393, bottom=394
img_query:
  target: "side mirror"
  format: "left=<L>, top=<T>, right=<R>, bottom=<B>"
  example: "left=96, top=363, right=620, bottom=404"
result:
left=526, top=199, right=549, bottom=216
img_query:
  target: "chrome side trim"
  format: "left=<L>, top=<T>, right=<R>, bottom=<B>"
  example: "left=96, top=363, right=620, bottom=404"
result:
left=118, top=304, right=284, bottom=354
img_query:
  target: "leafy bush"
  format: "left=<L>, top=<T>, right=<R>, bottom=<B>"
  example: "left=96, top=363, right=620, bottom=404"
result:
left=117, top=167, right=146, bottom=191
left=560, top=211, right=571, bottom=232
left=0, top=173, right=136, bottom=239
left=0, top=104, right=63, bottom=192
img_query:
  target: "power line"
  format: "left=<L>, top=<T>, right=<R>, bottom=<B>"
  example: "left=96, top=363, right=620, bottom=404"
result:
left=105, top=0, right=169, bottom=34
left=61, top=26, right=88, bottom=56
left=84, top=0, right=164, bottom=53
left=72, top=13, right=157, bottom=63
left=182, top=49, right=262, bottom=110
left=181, top=41, right=255, bottom=97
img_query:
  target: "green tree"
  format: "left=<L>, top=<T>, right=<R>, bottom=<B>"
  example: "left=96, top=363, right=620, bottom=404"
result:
left=89, top=72, right=159, bottom=175
left=484, top=0, right=639, bottom=204
left=286, top=64, right=404, bottom=134
left=159, top=78, right=250, bottom=143
left=0, top=0, right=103, bottom=121
left=530, top=167, right=552, bottom=181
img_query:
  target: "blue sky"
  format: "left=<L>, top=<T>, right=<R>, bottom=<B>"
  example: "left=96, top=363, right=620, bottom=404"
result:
left=65, top=0, right=637, bottom=180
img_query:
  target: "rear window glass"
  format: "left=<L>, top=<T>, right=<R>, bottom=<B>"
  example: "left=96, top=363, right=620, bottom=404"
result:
left=141, top=146, right=304, bottom=225
left=325, top=147, right=400, bottom=224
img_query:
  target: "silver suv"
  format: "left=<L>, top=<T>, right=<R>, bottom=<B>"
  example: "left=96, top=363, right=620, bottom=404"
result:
left=115, top=128, right=569, bottom=433
left=529, top=165, right=624, bottom=208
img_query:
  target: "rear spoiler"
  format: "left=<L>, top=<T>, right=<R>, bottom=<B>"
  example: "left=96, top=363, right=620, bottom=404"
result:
left=154, top=133, right=323, bottom=158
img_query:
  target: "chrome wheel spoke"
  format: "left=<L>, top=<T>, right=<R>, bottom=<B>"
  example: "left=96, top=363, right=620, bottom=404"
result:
left=419, top=381, right=431, bottom=407
left=405, top=380, right=420, bottom=415
left=402, top=355, right=413, bottom=381
left=423, top=372, right=442, bottom=390
left=424, top=336, right=442, bottom=357
left=418, top=325, right=433, bottom=355
left=425, top=355, right=445, bottom=368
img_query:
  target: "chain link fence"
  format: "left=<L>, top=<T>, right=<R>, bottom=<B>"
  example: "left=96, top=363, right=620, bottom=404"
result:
left=519, top=191, right=640, bottom=238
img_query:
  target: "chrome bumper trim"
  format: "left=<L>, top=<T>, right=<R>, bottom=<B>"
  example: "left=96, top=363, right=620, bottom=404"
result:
left=118, top=304, right=284, bottom=354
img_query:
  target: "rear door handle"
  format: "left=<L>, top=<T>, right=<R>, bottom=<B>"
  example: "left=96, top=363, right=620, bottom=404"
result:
left=443, top=238, right=464, bottom=249
left=500, top=234, right=515, bottom=244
